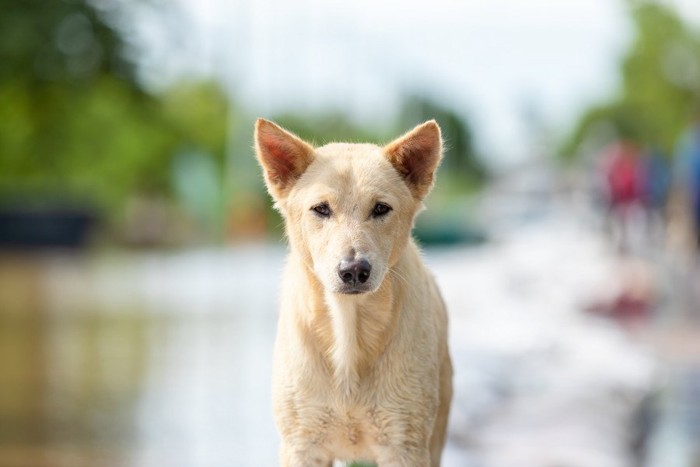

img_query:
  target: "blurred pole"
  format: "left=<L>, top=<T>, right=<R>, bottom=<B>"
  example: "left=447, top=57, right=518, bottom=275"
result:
left=221, top=0, right=246, bottom=201
left=221, top=0, right=263, bottom=240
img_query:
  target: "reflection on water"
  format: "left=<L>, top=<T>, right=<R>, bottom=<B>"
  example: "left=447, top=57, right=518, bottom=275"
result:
left=2, top=231, right=699, bottom=467
left=0, top=248, right=283, bottom=467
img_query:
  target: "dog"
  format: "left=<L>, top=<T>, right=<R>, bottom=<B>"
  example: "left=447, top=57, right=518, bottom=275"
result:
left=255, top=118, right=453, bottom=466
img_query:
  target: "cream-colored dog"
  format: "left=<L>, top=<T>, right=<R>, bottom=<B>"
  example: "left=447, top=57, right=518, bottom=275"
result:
left=255, top=119, right=453, bottom=466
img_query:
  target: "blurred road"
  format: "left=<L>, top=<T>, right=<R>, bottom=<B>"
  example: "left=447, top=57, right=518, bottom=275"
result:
left=0, top=246, right=283, bottom=466
left=1, top=202, right=699, bottom=466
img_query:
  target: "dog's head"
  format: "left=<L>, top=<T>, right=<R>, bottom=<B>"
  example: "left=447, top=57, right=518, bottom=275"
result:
left=255, top=119, right=442, bottom=295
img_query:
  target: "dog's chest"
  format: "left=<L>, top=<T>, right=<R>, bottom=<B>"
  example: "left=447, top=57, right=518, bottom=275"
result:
left=321, top=406, right=379, bottom=460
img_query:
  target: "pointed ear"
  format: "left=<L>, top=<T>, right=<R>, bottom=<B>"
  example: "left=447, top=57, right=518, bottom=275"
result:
left=254, top=118, right=315, bottom=200
left=383, top=120, right=443, bottom=200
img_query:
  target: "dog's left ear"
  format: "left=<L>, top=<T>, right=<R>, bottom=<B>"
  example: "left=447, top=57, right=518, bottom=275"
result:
left=255, top=118, right=316, bottom=200
left=383, top=120, right=443, bottom=200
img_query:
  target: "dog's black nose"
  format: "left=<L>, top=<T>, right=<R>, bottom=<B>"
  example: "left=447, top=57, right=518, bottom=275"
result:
left=338, top=258, right=371, bottom=285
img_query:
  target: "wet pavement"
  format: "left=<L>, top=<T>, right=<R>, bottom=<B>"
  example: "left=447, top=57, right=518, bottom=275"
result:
left=0, top=247, right=282, bottom=466
left=0, top=216, right=699, bottom=466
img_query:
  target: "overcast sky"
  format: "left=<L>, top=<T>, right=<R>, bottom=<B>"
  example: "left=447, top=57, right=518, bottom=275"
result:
left=130, top=0, right=700, bottom=168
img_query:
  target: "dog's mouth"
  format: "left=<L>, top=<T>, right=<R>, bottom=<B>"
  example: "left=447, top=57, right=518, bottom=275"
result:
left=336, top=284, right=372, bottom=295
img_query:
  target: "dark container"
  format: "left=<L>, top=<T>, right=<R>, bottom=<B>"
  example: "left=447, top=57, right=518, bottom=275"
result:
left=0, top=207, right=96, bottom=249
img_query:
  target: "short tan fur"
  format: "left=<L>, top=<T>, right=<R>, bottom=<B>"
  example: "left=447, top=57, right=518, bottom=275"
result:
left=255, top=119, right=453, bottom=466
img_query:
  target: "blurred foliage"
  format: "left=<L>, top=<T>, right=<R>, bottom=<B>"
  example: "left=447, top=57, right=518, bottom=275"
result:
left=0, top=0, right=136, bottom=84
left=0, top=0, right=161, bottom=211
left=160, top=82, right=229, bottom=160
left=562, top=0, right=700, bottom=159
left=0, top=0, right=484, bottom=242
left=0, top=0, right=230, bottom=225
left=272, top=112, right=391, bottom=146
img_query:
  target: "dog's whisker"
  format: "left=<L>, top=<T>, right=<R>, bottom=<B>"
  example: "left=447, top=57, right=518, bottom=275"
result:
left=388, top=268, right=410, bottom=288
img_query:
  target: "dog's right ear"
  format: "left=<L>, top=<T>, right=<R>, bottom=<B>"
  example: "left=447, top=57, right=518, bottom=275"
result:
left=255, top=118, right=315, bottom=200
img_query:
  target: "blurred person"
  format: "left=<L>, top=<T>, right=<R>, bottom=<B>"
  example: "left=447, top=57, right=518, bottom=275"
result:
left=640, top=146, right=670, bottom=245
left=598, top=140, right=645, bottom=252
left=674, top=115, right=700, bottom=250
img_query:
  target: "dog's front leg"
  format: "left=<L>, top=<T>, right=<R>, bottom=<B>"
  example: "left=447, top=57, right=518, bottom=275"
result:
left=279, top=442, right=333, bottom=467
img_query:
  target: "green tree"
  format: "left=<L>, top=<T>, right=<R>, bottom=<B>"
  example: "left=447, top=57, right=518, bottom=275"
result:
left=160, top=81, right=229, bottom=161
left=562, top=1, right=700, bottom=158
left=0, top=0, right=137, bottom=85
left=0, top=0, right=169, bottom=211
left=271, top=112, right=390, bottom=146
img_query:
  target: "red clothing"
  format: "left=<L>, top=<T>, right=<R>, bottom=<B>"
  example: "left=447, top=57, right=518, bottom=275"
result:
left=604, top=142, right=642, bottom=206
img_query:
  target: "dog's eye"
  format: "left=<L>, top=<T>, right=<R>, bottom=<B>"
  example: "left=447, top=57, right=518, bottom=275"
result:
left=372, top=202, right=392, bottom=218
left=311, top=202, right=331, bottom=218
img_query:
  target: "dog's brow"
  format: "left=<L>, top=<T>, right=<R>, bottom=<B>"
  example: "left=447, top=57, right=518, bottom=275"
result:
left=304, top=189, right=338, bottom=206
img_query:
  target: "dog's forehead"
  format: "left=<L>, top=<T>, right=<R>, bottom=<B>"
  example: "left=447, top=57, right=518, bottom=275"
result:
left=314, top=142, right=383, bottom=163
left=290, top=142, right=408, bottom=203
left=312, top=143, right=399, bottom=182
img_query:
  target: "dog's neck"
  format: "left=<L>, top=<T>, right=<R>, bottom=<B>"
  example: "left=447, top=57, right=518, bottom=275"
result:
left=324, top=293, right=366, bottom=399
left=296, top=252, right=409, bottom=402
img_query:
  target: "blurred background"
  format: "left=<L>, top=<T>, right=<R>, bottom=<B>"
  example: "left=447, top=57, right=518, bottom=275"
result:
left=1, top=0, right=700, bottom=465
